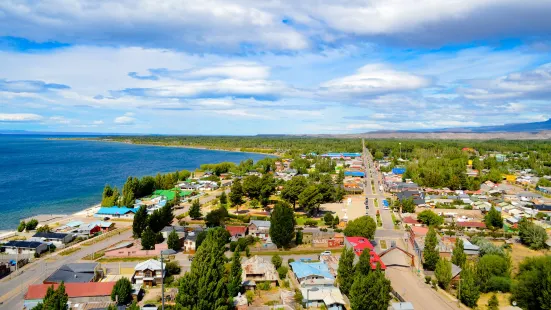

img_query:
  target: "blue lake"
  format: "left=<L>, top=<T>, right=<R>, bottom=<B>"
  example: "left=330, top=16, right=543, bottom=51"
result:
left=0, top=135, right=270, bottom=230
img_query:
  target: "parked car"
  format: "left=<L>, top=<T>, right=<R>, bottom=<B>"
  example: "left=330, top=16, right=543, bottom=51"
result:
left=142, top=304, right=158, bottom=310
left=320, top=251, right=331, bottom=256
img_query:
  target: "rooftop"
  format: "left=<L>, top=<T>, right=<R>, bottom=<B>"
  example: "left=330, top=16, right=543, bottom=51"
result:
left=25, top=282, right=115, bottom=300
left=32, top=232, right=70, bottom=239
left=2, top=240, right=44, bottom=249
left=96, top=206, right=139, bottom=215
left=135, top=259, right=162, bottom=271
left=45, top=263, right=99, bottom=283
left=289, top=261, right=334, bottom=280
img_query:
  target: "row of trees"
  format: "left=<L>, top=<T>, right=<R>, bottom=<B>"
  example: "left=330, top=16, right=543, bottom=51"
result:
left=101, top=170, right=190, bottom=207
left=338, top=247, right=392, bottom=310
left=132, top=201, right=174, bottom=250
left=17, top=219, right=39, bottom=232
left=281, top=173, right=345, bottom=214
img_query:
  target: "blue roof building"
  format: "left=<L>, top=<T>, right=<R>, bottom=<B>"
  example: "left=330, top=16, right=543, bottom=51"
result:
left=344, top=171, right=365, bottom=177
left=95, top=207, right=139, bottom=218
left=290, top=261, right=334, bottom=285
left=392, top=167, right=406, bottom=175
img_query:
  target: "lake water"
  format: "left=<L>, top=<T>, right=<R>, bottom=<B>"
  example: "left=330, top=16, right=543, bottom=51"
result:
left=0, top=135, right=270, bottom=230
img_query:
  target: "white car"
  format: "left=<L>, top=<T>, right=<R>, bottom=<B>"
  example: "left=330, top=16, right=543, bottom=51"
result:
left=320, top=251, right=332, bottom=256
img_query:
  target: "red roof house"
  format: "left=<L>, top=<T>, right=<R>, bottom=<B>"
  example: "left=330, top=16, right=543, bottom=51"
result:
left=226, top=225, right=248, bottom=238
left=457, top=222, right=486, bottom=229
left=344, top=237, right=386, bottom=270
left=402, top=216, right=422, bottom=226
left=25, top=282, right=115, bottom=300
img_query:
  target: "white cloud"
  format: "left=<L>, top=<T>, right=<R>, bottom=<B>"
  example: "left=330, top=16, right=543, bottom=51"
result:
left=114, top=115, right=137, bottom=125
left=318, top=64, right=429, bottom=99
left=0, top=113, right=43, bottom=122
left=152, top=62, right=271, bottom=80
left=213, top=109, right=274, bottom=119
left=92, top=120, right=104, bottom=125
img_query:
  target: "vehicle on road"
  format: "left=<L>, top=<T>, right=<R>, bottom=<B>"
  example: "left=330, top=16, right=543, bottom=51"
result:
left=142, top=305, right=158, bottom=310
left=320, top=251, right=331, bottom=256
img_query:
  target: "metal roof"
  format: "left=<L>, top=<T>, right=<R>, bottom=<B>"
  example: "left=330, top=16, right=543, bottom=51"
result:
left=32, top=232, right=70, bottom=239
left=2, top=241, right=44, bottom=249
left=290, top=261, right=334, bottom=280
left=45, top=263, right=98, bottom=283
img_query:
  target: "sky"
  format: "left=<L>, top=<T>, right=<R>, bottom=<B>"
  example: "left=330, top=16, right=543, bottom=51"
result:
left=1, top=1, right=551, bottom=135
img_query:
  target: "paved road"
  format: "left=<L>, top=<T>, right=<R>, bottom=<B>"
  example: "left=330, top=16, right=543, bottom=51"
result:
left=0, top=229, right=133, bottom=309
left=386, top=266, right=461, bottom=310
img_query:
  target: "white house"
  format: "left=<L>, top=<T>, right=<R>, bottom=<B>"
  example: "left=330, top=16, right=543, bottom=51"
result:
left=30, top=232, right=74, bottom=247
left=1, top=241, right=48, bottom=255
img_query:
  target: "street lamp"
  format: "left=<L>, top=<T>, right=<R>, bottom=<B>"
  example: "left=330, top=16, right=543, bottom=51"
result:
left=160, top=249, right=177, bottom=310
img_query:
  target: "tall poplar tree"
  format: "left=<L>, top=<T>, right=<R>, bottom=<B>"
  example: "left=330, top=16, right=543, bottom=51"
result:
left=269, top=202, right=295, bottom=248
left=176, top=229, right=230, bottom=310
left=227, top=246, right=242, bottom=297
left=132, top=206, right=148, bottom=238
left=350, top=266, right=391, bottom=310
left=337, top=247, right=355, bottom=296
left=423, top=226, right=439, bottom=271
left=451, top=238, right=467, bottom=267
left=458, top=263, right=480, bottom=307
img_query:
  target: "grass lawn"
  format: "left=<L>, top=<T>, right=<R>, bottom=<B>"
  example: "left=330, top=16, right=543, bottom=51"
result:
left=478, top=292, right=511, bottom=309
left=509, top=243, right=545, bottom=272
left=295, top=217, right=324, bottom=226
left=380, top=240, right=387, bottom=250
left=58, top=247, right=81, bottom=256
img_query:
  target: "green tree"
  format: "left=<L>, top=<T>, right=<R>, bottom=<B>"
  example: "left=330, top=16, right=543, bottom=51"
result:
left=458, top=263, right=480, bottom=308
left=511, top=256, right=551, bottom=310
left=111, top=277, right=133, bottom=304
left=32, top=281, right=69, bottom=310
left=295, top=230, right=303, bottom=245
left=281, top=176, right=308, bottom=209
left=476, top=254, right=509, bottom=292
left=219, top=191, right=228, bottom=206
left=189, top=199, right=202, bottom=220
left=141, top=226, right=156, bottom=250
left=229, top=179, right=244, bottom=211
left=25, top=219, right=39, bottom=231
left=167, top=229, right=182, bottom=251
left=160, top=202, right=174, bottom=227
left=271, top=254, right=282, bottom=269
left=344, top=216, right=376, bottom=239
left=417, top=210, right=444, bottom=226
left=205, top=206, right=229, bottom=227
left=165, top=261, right=181, bottom=276
left=259, top=174, right=276, bottom=207
left=323, top=213, right=334, bottom=226
left=487, top=294, right=499, bottom=310
left=269, top=202, right=295, bottom=248
left=518, top=218, right=548, bottom=250
left=132, top=205, right=149, bottom=238
left=333, top=215, right=340, bottom=228
left=227, top=247, right=242, bottom=297
left=176, top=229, right=230, bottom=309
left=423, top=227, right=439, bottom=271
left=400, top=198, right=416, bottom=213
left=242, top=175, right=262, bottom=199
left=17, top=221, right=26, bottom=232
left=277, top=266, right=289, bottom=280
left=337, top=247, right=355, bottom=296
left=36, top=225, right=52, bottom=233
left=298, top=184, right=323, bottom=215
left=349, top=267, right=391, bottom=310
left=126, top=301, right=140, bottom=310
left=101, top=185, right=120, bottom=207
left=451, top=238, right=467, bottom=267
left=355, top=248, right=372, bottom=276
left=484, top=207, right=503, bottom=230
left=435, top=258, right=452, bottom=290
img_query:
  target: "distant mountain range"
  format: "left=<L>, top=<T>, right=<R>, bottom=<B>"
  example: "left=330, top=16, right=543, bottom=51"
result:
left=372, top=118, right=551, bottom=133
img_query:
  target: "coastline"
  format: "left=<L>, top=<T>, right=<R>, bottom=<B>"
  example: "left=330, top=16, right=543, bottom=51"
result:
left=49, top=137, right=281, bottom=156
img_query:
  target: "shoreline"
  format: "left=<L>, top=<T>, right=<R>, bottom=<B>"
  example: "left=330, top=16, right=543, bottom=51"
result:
left=49, top=137, right=280, bottom=156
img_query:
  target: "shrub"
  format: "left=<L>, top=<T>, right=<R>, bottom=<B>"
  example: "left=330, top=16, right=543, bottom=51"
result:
left=258, top=282, right=271, bottom=290
left=288, top=258, right=295, bottom=265
left=17, top=221, right=26, bottom=232
left=277, top=266, right=288, bottom=279
left=425, top=276, right=432, bottom=284
left=304, top=219, right=318, bottom=227
left=272, top=255, right=283, bottom=269
left=486, top=276, right=511, bottom=293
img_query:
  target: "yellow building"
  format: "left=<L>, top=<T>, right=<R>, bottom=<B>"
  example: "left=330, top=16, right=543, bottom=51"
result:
left=503, top=174, right=517, bottom=182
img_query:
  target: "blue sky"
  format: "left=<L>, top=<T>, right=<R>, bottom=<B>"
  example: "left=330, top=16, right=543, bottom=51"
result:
left=1, top=1, right=551, bottom=134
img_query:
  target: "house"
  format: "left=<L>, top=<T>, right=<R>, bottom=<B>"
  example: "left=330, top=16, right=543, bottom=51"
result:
left=456, top=222, right=486, bottom=230
left=31, top=232, right=74, bottom=247
left=397, top=190, right=426, bottom=206
left=132, top=259, right=165, bottom=287
left=24, top=282, right=115, bottom=309
left=402, top=216, right=422, bottom=227
left=94, top=206, right=139, bottom=219
left=289, top=261, right=334, bottom=287
left=226, top=226, right=248, bottom=239
left=161, top=226, right=186, bottom=239
left=89, top=221, right=115, bottom=232
left=104, top=240, right=168, bottom=257
left=64, top=221, right=84, bottom=228
left=44, top=263, right=101, bottom=284
left=344, top=237, right=386, bottom=270
left=461, top=239, right=480, bottom=256
left=184, top=231, right=198, bottom=252
left=72, top=223, right=101, bottom=237
left=299, top=286, right=345, bottom=310
left=344, top=171, right=365, bottom=178
left=241, top=255, right=278, bottom=290
left=517, top=191, right=542, bottom=202
left=537, top=186, right=551, bottom=194
left=1, top=241, right=48, bottom=255
left=248, top=220, right=271, bottom=239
